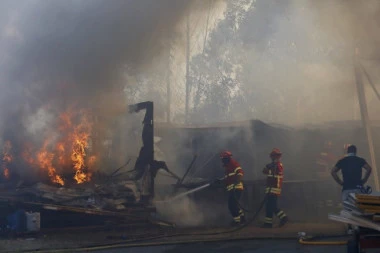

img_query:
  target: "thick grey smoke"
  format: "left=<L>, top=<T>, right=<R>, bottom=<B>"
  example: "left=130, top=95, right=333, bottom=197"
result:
left=239, top=0, right=380, bottom=125
left=309, top=0, right=380, bottom=58
left=0, top=0, right=201, bottom=180
left=0, top=0, right=194, bottom=111
left=303, top=0, right=380, bottom=123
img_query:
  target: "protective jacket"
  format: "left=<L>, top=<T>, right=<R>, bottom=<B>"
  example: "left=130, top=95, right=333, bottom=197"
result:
left=263, top=161, right=284, bottom=195
left=224, top=158, right=244, bottom=191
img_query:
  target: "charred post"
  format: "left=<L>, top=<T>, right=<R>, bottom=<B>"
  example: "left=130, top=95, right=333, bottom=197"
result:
left=129, top=101, right=170, bottom=204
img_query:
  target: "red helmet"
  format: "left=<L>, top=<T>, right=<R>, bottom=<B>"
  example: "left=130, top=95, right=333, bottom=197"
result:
left=270, top=148, right=282, bottom=157
left=220, top=151, right=232, bottom=159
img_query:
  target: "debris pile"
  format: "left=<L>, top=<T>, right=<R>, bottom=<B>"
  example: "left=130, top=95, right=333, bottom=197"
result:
left=0, top=170, right=165, bottom=236
left=329, top=192, right=380, bottom=231
left=13, top=180, right=140, bottom=210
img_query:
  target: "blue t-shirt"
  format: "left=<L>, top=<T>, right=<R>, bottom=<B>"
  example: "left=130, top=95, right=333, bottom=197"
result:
left=335, top=155, right=367, bottom=190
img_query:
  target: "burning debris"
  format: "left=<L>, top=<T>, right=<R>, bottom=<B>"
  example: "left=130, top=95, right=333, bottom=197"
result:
left=0, top=0, right=215, bottom=237
left=0, top=101, right=177, bottom=234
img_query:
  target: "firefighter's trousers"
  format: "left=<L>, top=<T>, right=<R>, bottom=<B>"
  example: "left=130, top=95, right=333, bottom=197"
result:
left=228, top=189, right=244, bottom=223
left=264, top=193, right=287, bottom=225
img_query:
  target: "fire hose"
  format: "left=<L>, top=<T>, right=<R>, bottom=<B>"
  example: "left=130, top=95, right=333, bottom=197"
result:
left=30, top=184, right=270, bottom=253
left=164, top=178, right=265, bottom=214
left=297, top=233, right=348, bottom=245
left=16, top=182, right=351, bottom=252
left=298, top=237, right=347, bottom=246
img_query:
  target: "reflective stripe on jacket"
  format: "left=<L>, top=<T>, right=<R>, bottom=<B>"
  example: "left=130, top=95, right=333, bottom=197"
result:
left=263, top=161, right=284, bottom=195
left=224, top=158, right=244, bottom=191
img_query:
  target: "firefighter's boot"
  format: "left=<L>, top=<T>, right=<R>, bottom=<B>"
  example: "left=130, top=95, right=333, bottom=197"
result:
left=261, top=217, right=272, bottom=228
left=231, top=216, right=241, bottom=226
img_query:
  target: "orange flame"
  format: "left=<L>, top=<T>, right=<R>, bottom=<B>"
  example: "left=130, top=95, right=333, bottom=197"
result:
left=56, top=142, right=66, bottom=166
left=3, top=168, right=9, bottom=179
left=69, top=110, right=93, bottom=184
left=5, top=107, right=95, bottom=186
left=2, top=141, right=12, bottom=179
left=37, top=140, right=65, bottom=186
left=53, top=108, right=94, bottom=184
left=22, top=143, right=35, bottom=165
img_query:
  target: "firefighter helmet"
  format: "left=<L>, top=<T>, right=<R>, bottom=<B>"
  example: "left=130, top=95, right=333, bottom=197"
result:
left=270, top=148, right=282, bottom=157
left=220, top=151, right=232, bottom=158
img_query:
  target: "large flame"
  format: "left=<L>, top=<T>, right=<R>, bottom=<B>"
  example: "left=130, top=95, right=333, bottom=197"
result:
left=2, top=140, right=12, bottom=179
left=3, top=107, right=96, bottom=185
left=37, top=140, right=65, bottom=186
left=59, top=109, right=93, bottom=184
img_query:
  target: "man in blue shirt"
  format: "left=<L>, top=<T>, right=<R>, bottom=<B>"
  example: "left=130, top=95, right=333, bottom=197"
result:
left=331, top=145, right=372, bottom=202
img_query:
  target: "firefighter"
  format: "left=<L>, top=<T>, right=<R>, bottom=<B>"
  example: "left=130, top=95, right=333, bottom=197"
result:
left=217, top=151, right=245, bottom=225
left=262, top=148, right=288, bottom=228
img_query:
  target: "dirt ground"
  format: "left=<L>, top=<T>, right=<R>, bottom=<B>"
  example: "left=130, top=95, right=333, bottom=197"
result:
left=0, top=222, right=347, bottom=252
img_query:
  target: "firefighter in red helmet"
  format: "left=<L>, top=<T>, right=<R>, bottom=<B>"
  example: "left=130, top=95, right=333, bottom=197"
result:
left=217, top=151, right=245, bottom=225
left=261, top=148, right=288, bottom=228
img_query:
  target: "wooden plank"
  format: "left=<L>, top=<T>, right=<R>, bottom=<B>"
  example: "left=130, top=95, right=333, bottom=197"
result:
left=357, top=199, right=380, bottom=205
left=357, top=204, right=380, bottom=210
left=356, top=192, right=380, bottom=200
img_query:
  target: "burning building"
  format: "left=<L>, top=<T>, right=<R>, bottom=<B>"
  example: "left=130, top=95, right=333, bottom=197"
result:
left=0, top=0, right=216, bottom=234
left=0, top=0, right=205, bottom=185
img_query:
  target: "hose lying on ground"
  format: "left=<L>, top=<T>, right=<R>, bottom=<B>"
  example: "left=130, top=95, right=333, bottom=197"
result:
left=298, top=234, right=349, bottom=246
left=20, top=187, right=270, bottom=253
left=23, top=235, right=296, bottom=253
left=15, top=188, right=346, bottom=252
left=298, top=238, right=347, bottom=245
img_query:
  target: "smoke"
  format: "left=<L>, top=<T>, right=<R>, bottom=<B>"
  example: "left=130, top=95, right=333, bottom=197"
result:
left=154, top=192, right=229, bottom=227
left=153, top=0, right=380, bottom=227
left=187, top=0, right=380, bottom=126
left=0, top=0, right=196, bottom=114
left=0, top=0, right=204, bottom=178
left=155, top=197, right=207, bottom=227
left=299, top=0, right=380, bottom=123
left=308, top=0, right=380, bottom=57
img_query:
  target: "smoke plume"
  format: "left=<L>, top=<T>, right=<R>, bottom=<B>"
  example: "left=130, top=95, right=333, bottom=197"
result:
left=0, top=0, right=201, bottom=180
left=309, top=0, right=380, bottom=58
